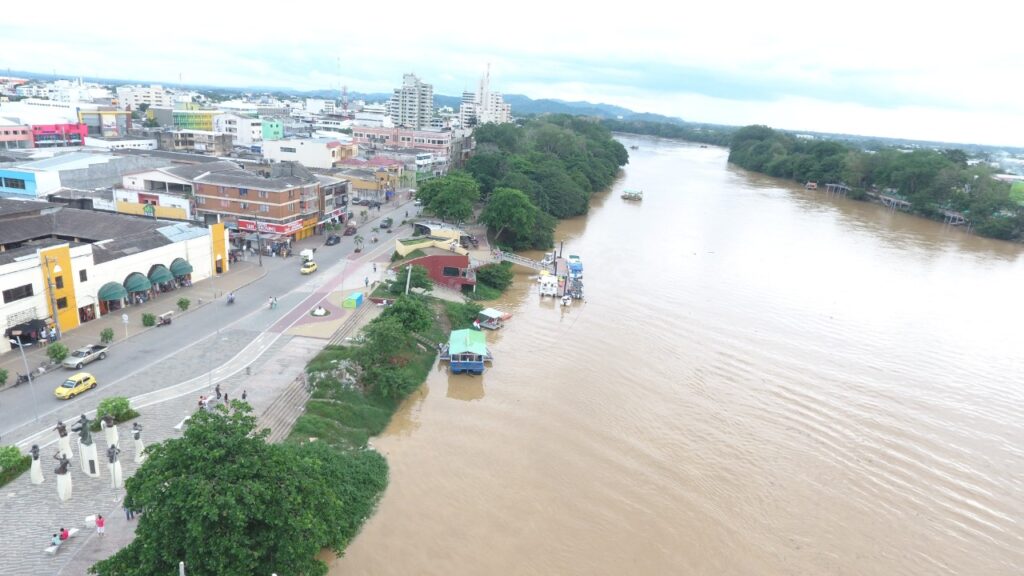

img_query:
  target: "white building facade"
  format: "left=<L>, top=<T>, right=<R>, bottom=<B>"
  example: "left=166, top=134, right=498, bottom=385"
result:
left=213, top=114, right=264, bottom=147
left=388, top=74, right=434, bottom=130
left=115, top=85, right=175, bottom=110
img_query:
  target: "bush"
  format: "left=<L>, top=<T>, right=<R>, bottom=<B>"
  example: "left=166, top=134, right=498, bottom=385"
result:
left=91, top=396, right=140, bottom=431
left=464, top=283, right=502, bottom=301
left=47, top=342, right=69, bottom=364
left=390, top=251, right=401, bottom=262
left=100, top=328, right=115, bottom=344
left=0, top=445, right=30, bottom=487
left=475, top=262, right=514, bottom=290
left=177, top=297, right=191, bottom=312
left=142, top=313, right=156, bottom=327
left=444, top=301, right=483, bottom=330
left=0, top=368, right=7, bottom=387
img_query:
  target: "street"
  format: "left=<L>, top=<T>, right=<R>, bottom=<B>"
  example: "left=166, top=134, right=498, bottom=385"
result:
left=0, top=197, right=417, bottom=444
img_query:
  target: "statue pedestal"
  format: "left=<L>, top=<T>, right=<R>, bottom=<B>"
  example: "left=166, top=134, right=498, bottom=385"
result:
left=109, top=461, right=123, bottom=489
left=78, top=440, right=100, bottom=478
left=30, top=459, right=44, bottom=484
left=58, top=436, right=73, bottom=460
left=133, top=438, right=146, bottom=464
left=102, top=423, right=119, bottom=448
left=57, top=474, right=72, bottom=502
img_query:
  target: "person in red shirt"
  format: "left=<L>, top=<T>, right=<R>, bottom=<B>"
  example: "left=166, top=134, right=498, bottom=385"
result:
left=59, top=527, right=69, bottom=540
left=95, top=515, right=105, bottom=536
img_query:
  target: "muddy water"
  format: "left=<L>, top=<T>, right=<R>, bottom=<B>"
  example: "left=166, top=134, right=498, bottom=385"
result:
left=330, top=136, right=1024, bottom=575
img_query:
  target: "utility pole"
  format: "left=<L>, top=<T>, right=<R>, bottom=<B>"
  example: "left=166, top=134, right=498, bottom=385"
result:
left=404, top=264, right=412, bottom=295
left=253, top=211, right=264, bottom=267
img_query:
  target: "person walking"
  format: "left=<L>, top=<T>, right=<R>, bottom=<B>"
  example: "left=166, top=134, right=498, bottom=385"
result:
left=241, top=390, right=247, bottom=401
left=95, top=514, right=105, bottom=537
left=372, top=263, right=377, bottom=273
left=124, top=503, right=134, bottom=520
left=364, top=276, right=369, bottom=288
left=223, top=392, right=229, bottom=405
left=215, top=384, right=222, bottom=400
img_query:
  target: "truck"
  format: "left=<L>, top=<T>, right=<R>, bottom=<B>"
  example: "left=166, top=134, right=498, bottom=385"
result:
left=62, top=344, right=109, bottom=370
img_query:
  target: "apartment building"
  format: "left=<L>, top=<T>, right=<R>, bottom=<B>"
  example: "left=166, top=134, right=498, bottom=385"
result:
left=387, top=73, right=434, bottom=130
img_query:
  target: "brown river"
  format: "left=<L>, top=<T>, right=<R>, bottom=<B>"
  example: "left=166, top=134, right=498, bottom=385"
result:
left=330, top=136, right=1024, bottom=575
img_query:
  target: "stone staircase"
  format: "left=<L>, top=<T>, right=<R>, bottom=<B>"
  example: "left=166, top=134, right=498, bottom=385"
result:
left=259, top=375, right=311, bottom=444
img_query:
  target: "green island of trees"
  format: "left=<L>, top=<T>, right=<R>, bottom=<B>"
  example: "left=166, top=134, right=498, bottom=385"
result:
left=418, top=115, right=629, bottom=250
left=728, top=125, right=1023, bottom=240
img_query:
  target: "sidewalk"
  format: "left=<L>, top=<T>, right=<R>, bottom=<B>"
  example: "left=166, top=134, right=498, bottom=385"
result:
left=0, top=261, right=266, bottom=388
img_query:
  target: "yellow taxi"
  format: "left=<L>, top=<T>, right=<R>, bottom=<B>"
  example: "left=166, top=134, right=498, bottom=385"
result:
left=55, top=372, right=97, bottom=400
left=300, top=260, right=318, bottom=275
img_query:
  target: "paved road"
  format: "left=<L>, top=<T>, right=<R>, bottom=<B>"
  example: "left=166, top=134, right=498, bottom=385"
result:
left=0, top=198, right=417, bottom=443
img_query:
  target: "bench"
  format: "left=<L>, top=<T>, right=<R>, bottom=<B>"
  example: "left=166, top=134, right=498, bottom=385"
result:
left=43, top=527, right=80, bottom=555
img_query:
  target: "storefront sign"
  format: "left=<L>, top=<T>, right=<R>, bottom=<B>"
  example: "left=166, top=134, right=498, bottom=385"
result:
left=237, top=219, right=304, bottom=235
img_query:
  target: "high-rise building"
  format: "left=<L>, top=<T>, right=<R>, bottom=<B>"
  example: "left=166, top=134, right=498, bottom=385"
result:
left=460, top=65, right=512, bottom=127
left=388, top=74, right=434, bottom=130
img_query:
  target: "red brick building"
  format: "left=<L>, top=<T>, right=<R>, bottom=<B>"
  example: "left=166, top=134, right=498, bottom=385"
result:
left=400, top=249, right=476, bottom=290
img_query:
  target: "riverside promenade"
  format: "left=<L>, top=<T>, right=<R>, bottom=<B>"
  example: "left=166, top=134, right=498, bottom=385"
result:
left=0, top=236, right=395, bottom=576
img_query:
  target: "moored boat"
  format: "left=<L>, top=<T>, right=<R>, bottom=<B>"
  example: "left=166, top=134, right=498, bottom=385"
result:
left=621, top=189, right=643, bottom=201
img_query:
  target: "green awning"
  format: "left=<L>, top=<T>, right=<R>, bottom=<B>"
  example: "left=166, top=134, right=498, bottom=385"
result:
left=124, top=273, right=152, bottom=293
left=170, top=258, right=193, bottom=277
left=148, top=264, right=174, bottom=284
left=448, top=329, right=488, bottom=355
left=98, top=282, right=127, bottom=302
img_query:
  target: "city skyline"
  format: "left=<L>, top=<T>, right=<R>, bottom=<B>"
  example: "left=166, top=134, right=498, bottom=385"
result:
left=3, top=0, right=1021, bottom=147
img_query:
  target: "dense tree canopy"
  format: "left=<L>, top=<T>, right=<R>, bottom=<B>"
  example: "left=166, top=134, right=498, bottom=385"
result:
left=388, top=264, right=434, bottom=295
left=417, top=172, right=479, bottom=223
left=481, top=187, right=543, bottom=249
left=728, top=126, right=1023, bottom=240
left=90, top=405, right=387, bottom=576
left=600, top=118, right=735, bottom=146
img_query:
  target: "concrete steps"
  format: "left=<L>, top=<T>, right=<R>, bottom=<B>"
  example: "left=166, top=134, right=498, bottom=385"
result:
left=258, top=375, right=311, bottom=444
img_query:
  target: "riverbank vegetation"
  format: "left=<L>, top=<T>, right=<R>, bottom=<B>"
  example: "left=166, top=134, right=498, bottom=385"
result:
left=466, top=261, right=514, bottom=301
left=418, top=115, right=628, bottom=250
left=0, top=445, right=30, bottom=488
left=600, top=118, right=734, bottom=146
left=729, top=125, right=1024, bottom=240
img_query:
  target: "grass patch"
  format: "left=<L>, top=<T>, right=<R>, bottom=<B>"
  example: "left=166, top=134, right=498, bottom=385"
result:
left=306, top=345, right=354, bottom=373
left=444, top=300, right=483, bottom=330
left=0, top=455, right=30, bottom=488
left=403, top=249, right=427, bottom=260
left=465, top=283, right=502, bottom=301
left=399, top=238, right=428, bottom=246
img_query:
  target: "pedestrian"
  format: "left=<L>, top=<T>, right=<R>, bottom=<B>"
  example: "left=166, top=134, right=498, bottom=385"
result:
left=95, top=514, right=105, bottom=537
left=124, top=503, right=134, bottom=520
left=223, top=392, right=229, bottom=405
left=364, top=276, right=369, bottom=287
left=215, top=384, right=221, bottom=400
left=241, top=389, right=247, bottom=401
left=372, top=263, right=377, bottom=272
left=59, top=527, right=69, bottom=541
left=51, top=533, right=60, bottom=547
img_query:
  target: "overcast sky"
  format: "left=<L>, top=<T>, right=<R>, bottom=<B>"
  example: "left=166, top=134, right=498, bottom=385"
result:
left=4, top=0, right=1021, bottom=147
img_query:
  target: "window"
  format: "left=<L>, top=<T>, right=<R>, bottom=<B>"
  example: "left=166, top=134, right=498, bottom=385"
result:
left=196, top=196, right=206, bottom=205
left=54, top=276, right=64, bottom=289
left=240, top=202, right=249, bottom=210
left=239, top=188, right=248, bottom=196
left=2, top=177, right=27, bottom=190
left=2, top=284, right=33, bottom=303
left=56, top=297, right=68, bottom=310
left=79, top=269, right=88, bottom=282
left=260, top=204, right=270, bottom=213
left=280, top=146, right=297, bottom=153
left=442, top=267, right=460, bottom=277
left=259, top=190, right=268, bottom=198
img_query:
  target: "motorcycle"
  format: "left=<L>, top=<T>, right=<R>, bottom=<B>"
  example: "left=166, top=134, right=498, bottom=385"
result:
left=14, top=372, right=30, bottom=387
left=227, top=293, right=236, bottom=305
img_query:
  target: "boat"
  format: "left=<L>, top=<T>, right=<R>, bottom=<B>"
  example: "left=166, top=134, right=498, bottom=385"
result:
left=476, top=307, right=511, bottom=330
left=539, top=274, right=559, bottom=297
left=621, top=189, right=643, bottom=201
left=567, top=255, right=583, bottom=279
left=439, top=329, right=493, bottom=374
left=629, top=145, right=639, bottom=150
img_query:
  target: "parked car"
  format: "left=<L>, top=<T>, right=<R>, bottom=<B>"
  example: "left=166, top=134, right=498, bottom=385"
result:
left=55, top=372, right=97, bottom=400
left=352, top=197, right=363, bottom=205
left=414, top=198, right=422, bottom=206
left=379, top=217, right=393, bottom=229
left=301, top=261, right=318, bottom=275
left=62, top=344, right=109, bottom=369
left=325, top=234, right=341, bottom=246
left=343, top=224, right=357, bottom=236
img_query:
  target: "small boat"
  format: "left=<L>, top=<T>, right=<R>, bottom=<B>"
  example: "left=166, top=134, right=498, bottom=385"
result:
left=476, top=308, right=511, bottom=330
left=621, top=189, right=643, bottom=201
left=629, top=145, right=639, bottom=150
left=567, top=255, right=583, bottom=278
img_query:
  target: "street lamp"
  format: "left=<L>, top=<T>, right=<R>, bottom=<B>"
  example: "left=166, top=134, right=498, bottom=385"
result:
left=251, top=208, right=264, bottom=267
left=42, top=257, right=63, bottom=340
left=9, top=334, right=40, bottom=422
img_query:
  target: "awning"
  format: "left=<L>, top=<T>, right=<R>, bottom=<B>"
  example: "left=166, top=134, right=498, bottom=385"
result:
left=124, top=273, right=152, bottom=293
left=148, top=264, right=174, bottom=284
left=170, top=258, right=193, bottom=277
left=98, top=281, right=128, bottom=301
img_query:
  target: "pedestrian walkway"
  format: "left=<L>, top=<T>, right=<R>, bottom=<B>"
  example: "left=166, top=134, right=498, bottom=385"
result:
left=0, top=261, right=266, bottom=389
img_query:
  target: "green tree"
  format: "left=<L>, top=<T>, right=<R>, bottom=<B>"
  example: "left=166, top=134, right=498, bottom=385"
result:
left=353, top=316, right=414, bottom=369
left=474, top=262, right=514, bottom=291
left=100, top=328, right=114, bottom=344
left=380, top=295, right=432, bottom=332
left=141, top=313, right=156, bottom=327
left=177, top=298, right=191, bottom=312
left=47, top=342, right=68, bottom=364
left=388, top=265, right=433, bottom=295
left=90, top=404, right=387, bottom=576
left=481, top=187, right=539, bottom=246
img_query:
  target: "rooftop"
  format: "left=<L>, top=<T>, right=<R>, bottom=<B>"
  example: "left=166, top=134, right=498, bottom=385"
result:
left=194, top=161, right=317, bottom=190
left=19, top=151, right=115, bottom=172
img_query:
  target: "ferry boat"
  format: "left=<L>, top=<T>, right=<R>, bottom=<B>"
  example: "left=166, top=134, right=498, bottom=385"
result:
left=621, top=189, right=643, bottom=201
left=439, top=329, right=493, bottom=375
left=567, top=255, right=583, bottom=279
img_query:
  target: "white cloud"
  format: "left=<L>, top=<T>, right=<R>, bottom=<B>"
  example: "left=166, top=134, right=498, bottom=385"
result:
left=2, top=0, right=1021, bottom=145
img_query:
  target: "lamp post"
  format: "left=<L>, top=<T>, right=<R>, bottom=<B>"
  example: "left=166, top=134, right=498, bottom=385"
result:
left=9, top=334, right=40, bottom=422
left=252, top=209, right=264, bottom=267
left=42, top=257, right=63, bottom=340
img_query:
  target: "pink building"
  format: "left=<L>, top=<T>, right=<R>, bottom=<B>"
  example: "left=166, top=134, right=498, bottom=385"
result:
left=352, top=126, right=452, bottom=156
left=0, top=119, right=33, bottom=149
left=31, top=123, right=87, bottom=148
